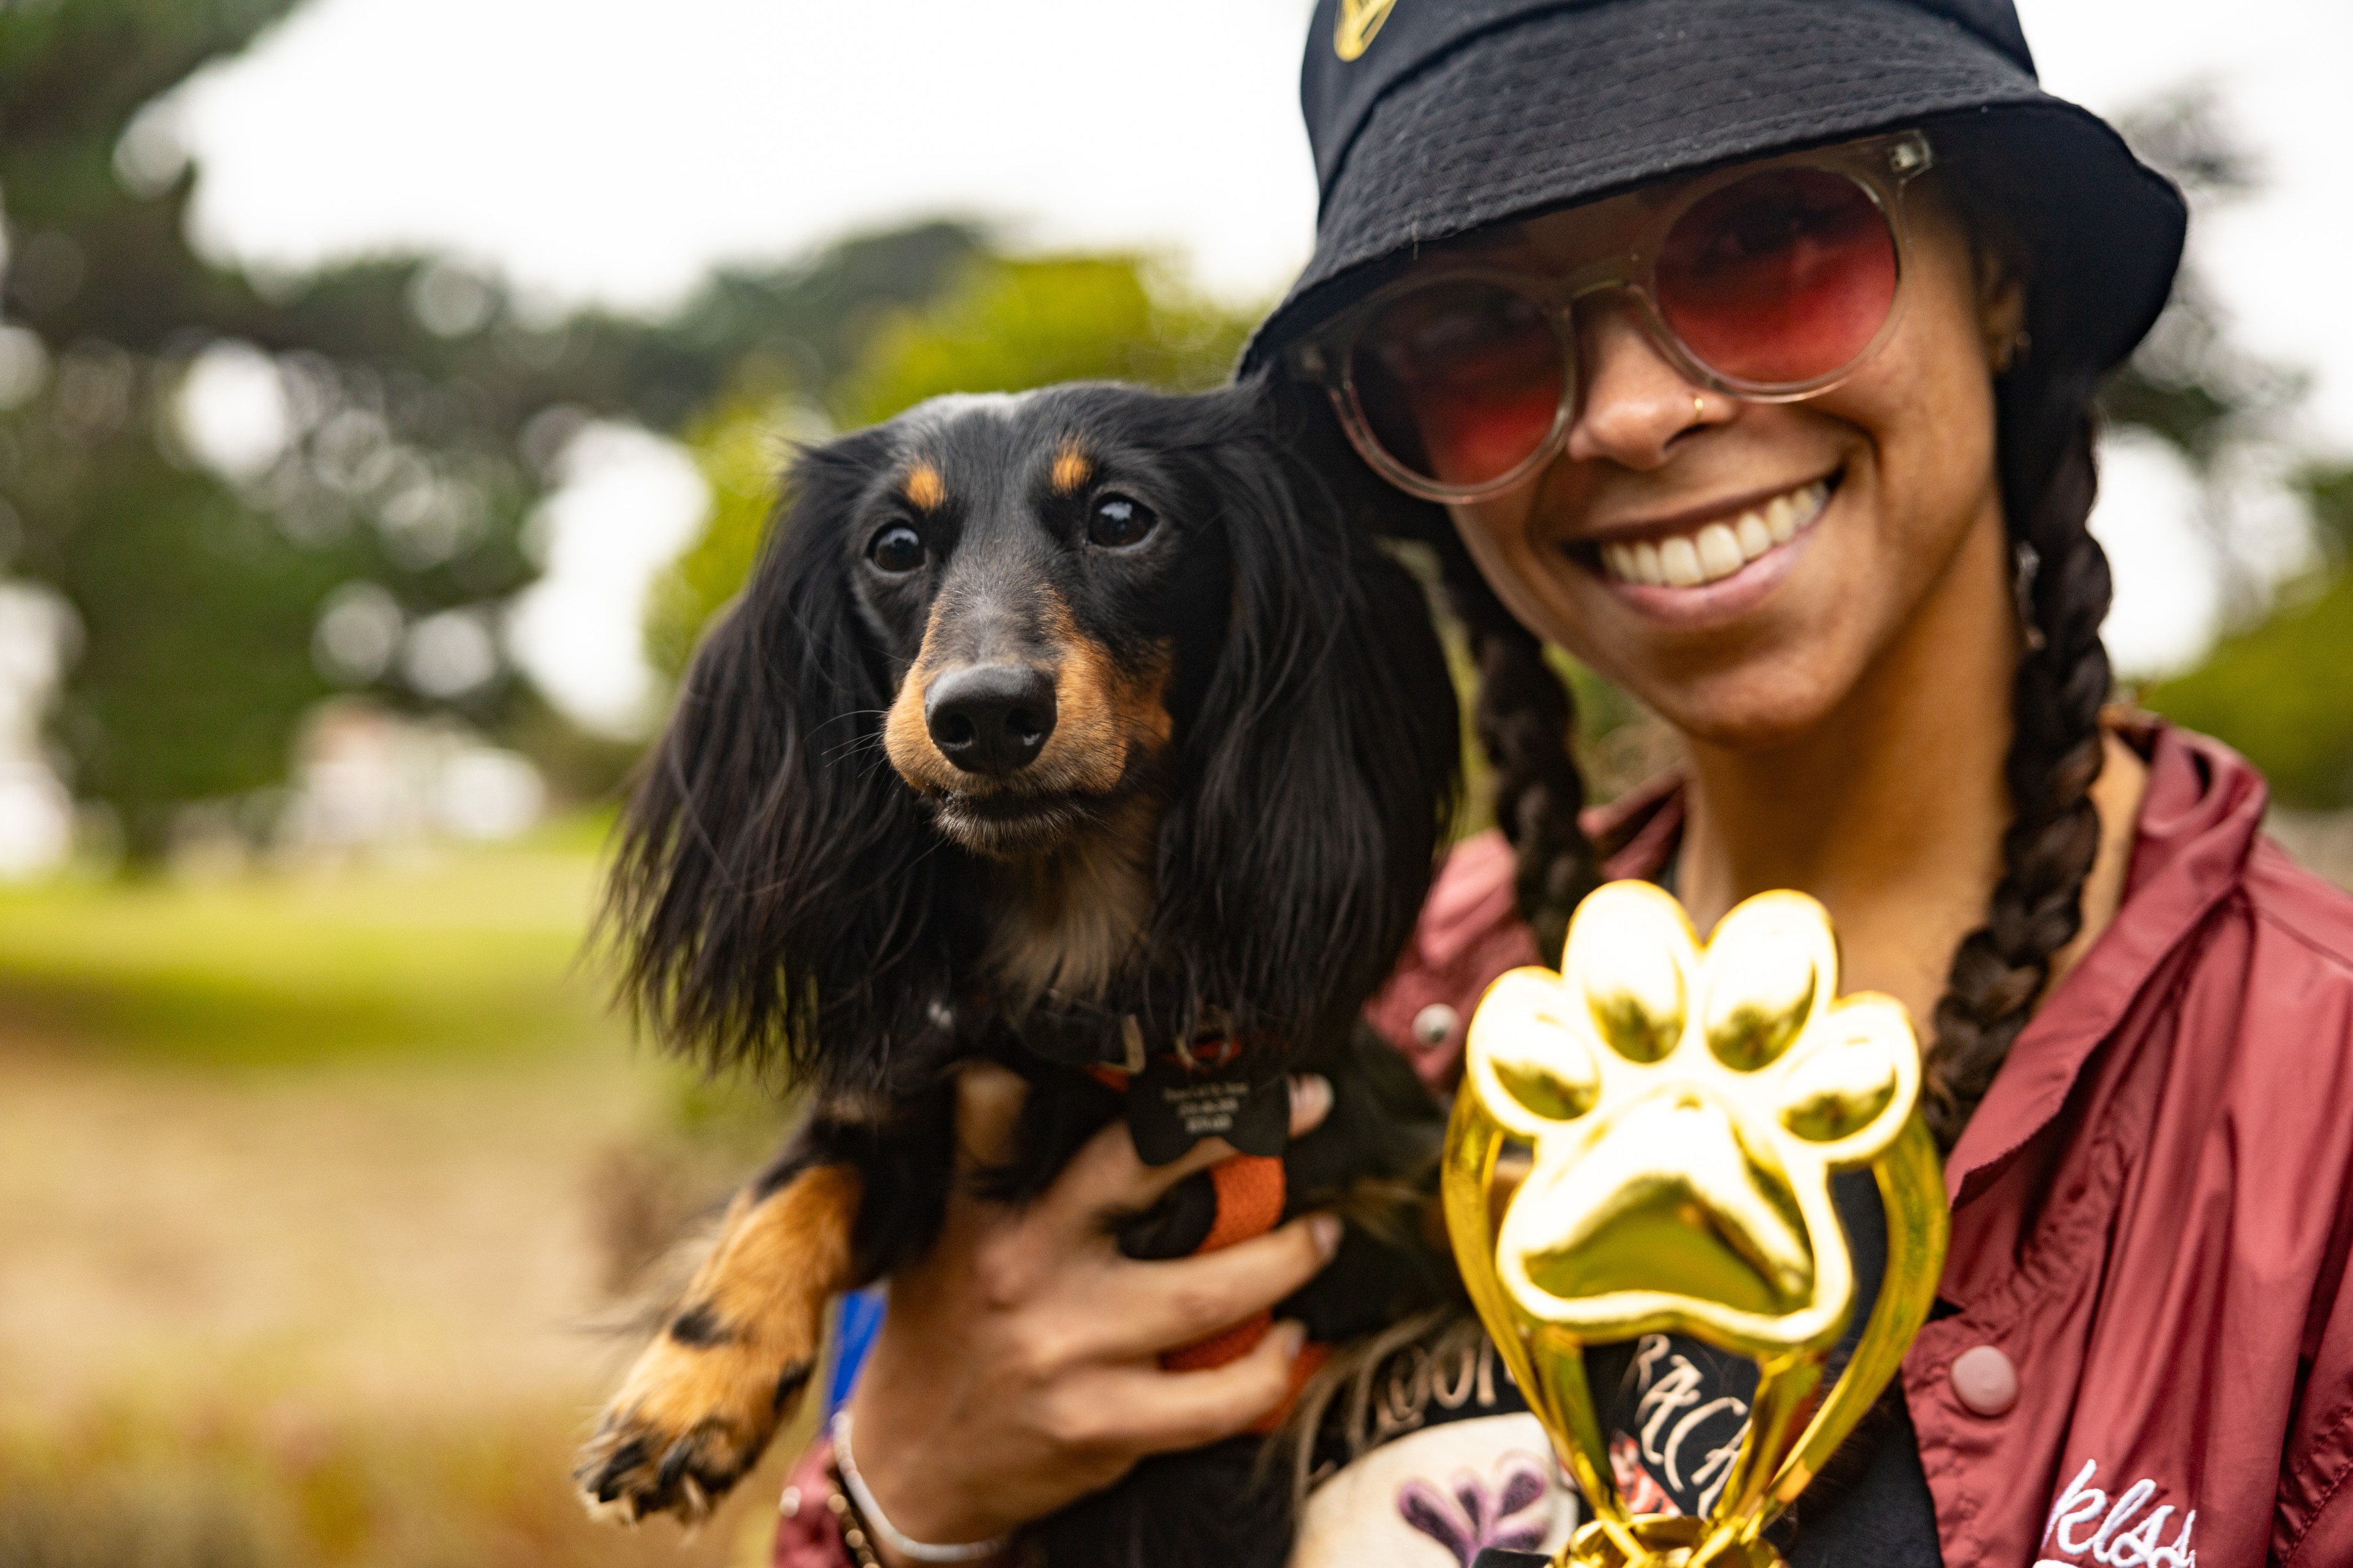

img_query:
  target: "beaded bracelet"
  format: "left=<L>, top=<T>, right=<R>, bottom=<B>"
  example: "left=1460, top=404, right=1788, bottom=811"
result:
left=823, top=1472, right=886, bottom=1568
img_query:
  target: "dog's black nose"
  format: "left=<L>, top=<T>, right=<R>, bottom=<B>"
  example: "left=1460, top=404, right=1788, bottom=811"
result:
left=925, top=664, right=1058, bottom=776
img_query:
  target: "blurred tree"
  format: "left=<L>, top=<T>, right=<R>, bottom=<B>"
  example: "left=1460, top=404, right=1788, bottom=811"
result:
left=2100, top=87, right=2307, bottom=605
left=2097, top=88, right=2353, bottom=805
left=2143, top=464, right=2353, bottom=808
left=0, top=0, right=987, bottom=858
left=642, top=392, right=819, bottom=687
left=645, top=254, right=1255, bottom=679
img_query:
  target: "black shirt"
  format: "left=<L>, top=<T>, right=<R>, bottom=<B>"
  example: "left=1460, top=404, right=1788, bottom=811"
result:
left=1596, top=1169, right=1942, bottom=1566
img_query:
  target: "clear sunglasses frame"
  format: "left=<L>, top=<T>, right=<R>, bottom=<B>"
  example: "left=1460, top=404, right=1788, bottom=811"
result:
left=1284, top=131, right=1936, bottom=505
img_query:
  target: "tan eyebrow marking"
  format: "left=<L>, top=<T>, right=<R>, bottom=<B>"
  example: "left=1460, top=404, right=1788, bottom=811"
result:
left=1050, top=442, right=1093, bottom=496
left=903, top=461, right=947, bottom=512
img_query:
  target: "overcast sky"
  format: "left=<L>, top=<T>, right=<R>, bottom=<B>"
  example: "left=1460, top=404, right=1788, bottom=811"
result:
left=151, top=0, right=2353, bottom=727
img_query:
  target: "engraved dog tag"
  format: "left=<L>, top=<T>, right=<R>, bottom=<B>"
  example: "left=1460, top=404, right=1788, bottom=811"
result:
left=1126, top=1055, right=1289, bottom=1166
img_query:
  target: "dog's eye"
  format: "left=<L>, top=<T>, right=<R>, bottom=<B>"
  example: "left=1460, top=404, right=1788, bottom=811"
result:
left=1088, top=494, right=1156, bottom=549
left=867, top=523, right=926, bottom=574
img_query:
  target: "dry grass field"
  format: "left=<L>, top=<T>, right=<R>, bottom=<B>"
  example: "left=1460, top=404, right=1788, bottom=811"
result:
left=0, top=835, right=796, bottom=1568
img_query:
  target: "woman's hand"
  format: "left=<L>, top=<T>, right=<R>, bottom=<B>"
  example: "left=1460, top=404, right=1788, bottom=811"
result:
left=841, top=1060, right=1340, bottom=1560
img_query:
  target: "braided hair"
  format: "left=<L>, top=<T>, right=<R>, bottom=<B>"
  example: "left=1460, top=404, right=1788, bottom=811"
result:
left=1434, top=127, right=2118, bottom=1153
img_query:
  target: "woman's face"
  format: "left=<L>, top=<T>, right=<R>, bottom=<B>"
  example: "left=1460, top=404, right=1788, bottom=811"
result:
left=1443, top=177, right=2021, bottom=750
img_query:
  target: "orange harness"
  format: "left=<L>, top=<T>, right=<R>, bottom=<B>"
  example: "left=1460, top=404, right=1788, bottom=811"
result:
left=1084, top=1059, right=1330, bottom=1430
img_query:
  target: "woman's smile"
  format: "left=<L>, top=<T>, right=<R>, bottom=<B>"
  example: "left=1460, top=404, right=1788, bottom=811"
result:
left=1563, top=472, right=1838, bottom=629
left=1588, top=476, right=1833, bottom=589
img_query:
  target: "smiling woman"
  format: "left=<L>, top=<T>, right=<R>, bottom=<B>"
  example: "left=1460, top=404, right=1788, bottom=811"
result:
left=798, top=4, right=2353, bottom=1567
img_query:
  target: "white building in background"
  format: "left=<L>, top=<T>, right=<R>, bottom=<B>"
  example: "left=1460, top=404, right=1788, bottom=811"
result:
left=0, top=579, right=545, bottom=878
left=279, top=699, right=545, bottom=855
left=0, top=583, right=76, bottom=881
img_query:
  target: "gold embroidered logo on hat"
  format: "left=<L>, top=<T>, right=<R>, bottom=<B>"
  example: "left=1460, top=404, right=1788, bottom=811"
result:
left=1335, top=0, right=1398, bottom=61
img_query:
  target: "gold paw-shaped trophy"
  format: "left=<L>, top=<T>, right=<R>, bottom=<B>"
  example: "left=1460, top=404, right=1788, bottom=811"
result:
left=1442, top=883, right=1948, bottom=1567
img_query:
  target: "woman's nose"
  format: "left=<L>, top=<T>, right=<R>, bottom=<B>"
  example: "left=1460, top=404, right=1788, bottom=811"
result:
left=1563, top=300, right=1711, bottom=469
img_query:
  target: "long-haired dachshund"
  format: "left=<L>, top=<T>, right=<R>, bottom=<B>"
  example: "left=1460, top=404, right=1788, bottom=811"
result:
left=574, top=379, right=1461, bottom=1563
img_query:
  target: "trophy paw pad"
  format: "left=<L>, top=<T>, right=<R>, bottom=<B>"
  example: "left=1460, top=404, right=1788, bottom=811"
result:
left=1464, top=883, right=1920, bottom=1353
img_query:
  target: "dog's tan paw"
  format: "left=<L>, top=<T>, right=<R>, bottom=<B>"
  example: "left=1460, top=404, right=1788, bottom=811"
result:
left=577, top=1161, right=858, bottom=1526
left=575, top=1312, right=816, bottom=1524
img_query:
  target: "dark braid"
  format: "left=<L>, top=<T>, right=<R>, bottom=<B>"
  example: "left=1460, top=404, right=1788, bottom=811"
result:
left=1914, top=119, right=2123, bottom=1151
left=1430, top=529, right=1604, bottom=960
left=1919, top=396, right=2113, bottom=1148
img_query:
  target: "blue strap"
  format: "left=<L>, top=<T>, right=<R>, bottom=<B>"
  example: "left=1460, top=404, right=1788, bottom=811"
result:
left=824, top=1286, right=887, bottom=1419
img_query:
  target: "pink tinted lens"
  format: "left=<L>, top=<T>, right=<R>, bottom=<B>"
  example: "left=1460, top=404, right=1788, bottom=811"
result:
left=1656, top=168, right=1898, bottom=387
left=1349, top=279, right=1565, bottom=489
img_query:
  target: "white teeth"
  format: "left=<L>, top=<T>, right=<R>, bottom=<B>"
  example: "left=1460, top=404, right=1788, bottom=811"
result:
left=1658, top=536, right=1705, bottom=587
left=1595, top=479, right=1832, bottom=588
left=1695, top=523, right=1744, bottom=580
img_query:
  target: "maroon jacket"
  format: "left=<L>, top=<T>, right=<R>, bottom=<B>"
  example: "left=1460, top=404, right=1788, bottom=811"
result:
left=1371, top=722, right=2353, bottom=1566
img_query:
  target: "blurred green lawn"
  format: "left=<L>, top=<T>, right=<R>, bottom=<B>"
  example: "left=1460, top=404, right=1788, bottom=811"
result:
left=0, top=820, right=626, bottom=1070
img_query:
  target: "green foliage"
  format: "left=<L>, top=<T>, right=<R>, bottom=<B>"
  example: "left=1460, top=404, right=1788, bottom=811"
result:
left=2097, top=86, right=2309, bottom=639
left=646, top=254, right=1257, bottom=678
left=0, top=0, right=303, bottom=213
left=833, top=254, right=1248, bottom=426
left=1, top=0, right=561, bottom=855
left=2144, top=464, right=2353, bottom=808
left=650, top=224, right=989, bottom=430
left=35, top=439, right=341, bottom=845
left=642, top=394, right=804, bottom=685
left=2099, top=89, right=2300, bottom=475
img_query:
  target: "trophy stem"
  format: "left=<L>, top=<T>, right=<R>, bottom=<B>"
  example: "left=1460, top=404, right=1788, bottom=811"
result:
left=1759, top=1116, right=1949, bottom=1518
left=1442, top=1099, right=1648, bottom=1562
left=1520, top=1330, right=1645, bottom=1559
left=1689, top=1355, right=1821, bottom=1566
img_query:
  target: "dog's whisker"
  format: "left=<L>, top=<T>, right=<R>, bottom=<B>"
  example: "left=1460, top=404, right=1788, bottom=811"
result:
left=806, top=710, right=864, bottom=738
left=822, top=732, right=885, bottom=764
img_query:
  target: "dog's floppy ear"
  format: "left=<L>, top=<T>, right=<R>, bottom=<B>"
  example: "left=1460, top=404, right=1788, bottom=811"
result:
left=1153, top=384, right=1461, bottom=1055
left=608, top=432, right=957, bottom=1093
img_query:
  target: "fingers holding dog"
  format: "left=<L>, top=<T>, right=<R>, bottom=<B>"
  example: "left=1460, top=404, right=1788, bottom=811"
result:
left=1091, top=1319, right=1312, bottom=1452
left=952, top=1058, right=1031, bottom=1174
left=1083, top=1214, right=1340, bottom=1363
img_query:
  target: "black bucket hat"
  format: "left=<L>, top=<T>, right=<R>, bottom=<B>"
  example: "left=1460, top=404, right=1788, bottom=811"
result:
left=1243, top=0, right=2186, bottom=381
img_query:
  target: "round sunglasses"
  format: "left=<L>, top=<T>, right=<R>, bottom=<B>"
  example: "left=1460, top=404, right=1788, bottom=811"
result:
left=1286, top=132, right=1934, bottom=504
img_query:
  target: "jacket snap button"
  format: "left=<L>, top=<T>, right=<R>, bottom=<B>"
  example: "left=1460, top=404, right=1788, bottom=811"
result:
left=1412, top=1002, right=1460, bottom=1047
left=1950, top=1345, right=2018, bottom=1417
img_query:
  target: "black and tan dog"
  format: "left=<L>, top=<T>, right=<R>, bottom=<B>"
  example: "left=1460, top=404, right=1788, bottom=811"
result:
left=575, top=380, right=1461, bottom=1561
